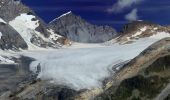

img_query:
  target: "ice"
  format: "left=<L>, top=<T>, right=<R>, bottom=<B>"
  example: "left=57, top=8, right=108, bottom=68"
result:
left=20, top=32, right=170, bottom=90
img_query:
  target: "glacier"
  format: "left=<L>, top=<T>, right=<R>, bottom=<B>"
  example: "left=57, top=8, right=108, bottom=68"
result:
left=18, top=32, right=170, bottom=90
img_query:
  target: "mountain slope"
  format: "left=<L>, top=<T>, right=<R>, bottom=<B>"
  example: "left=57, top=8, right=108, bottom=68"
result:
left=48, top=11, right=117, bottom=43
left=0, top=0, right=66, bottom=50
left=105, top=21, right=170, bottom=45
left=0, top=17, right=28, bottom=50
left=96, top=38, right=170, bottom=100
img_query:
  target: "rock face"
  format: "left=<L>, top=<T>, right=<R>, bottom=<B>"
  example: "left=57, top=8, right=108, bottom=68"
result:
left=48, top=11, right=117, bottom=43
left=0, top=56, right=36, bottom=97
left=0, top=21, right=28, bottom=50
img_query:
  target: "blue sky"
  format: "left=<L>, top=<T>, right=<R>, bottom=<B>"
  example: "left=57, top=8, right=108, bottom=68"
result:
left=22, top=0, right=170, bottom=31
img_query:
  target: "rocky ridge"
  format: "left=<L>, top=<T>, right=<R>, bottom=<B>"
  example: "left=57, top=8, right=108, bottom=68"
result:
left=48, top=11, right=117, bottom=43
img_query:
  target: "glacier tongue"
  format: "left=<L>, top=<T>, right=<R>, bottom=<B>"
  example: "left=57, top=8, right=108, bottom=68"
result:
left=21, top=32, right=170, bottom=90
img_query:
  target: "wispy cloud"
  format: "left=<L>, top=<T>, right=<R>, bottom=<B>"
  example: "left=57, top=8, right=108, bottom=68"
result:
left=125, top=8, right=138, bottom=21
left=107, top=0, right=143, bottom=13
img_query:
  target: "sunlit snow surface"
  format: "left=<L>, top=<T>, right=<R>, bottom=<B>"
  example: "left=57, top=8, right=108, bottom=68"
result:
left=9, top=13, right=41, bottom=50
left=0, top=17, right=6, bottom=24
left=20, top=32, right=170, bottom=90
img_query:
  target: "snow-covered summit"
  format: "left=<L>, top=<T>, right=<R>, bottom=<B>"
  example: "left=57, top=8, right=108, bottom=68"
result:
left=57, top=11, right=72, bottom=19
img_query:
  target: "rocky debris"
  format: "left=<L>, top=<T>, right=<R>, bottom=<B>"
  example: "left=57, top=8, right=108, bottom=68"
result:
left=48, top=12, right=117, bottom=43
left=95, top=38, right=170, bottom=100
left=113, top=21, right=170, bottom=44
left=0, top=56, right=36, bottom=98
left=6, top=82, right=78, bottom=100
left=121, top=21, right=159, bottom=34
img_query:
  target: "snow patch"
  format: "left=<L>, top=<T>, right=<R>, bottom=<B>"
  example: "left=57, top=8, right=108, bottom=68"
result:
left=0, top=32, right=2, bottom=39
left=153, top=27, right=158, bottom=30
left=47, top=29, right=62, bottom=41
left=0, top=18, right=6, bottom=24
left=150, top=32, right=170, bottom=39
left=132, top=26, right=147, bottom=37
left=10, top=13, right=39, bottom=29
left=0, top=56, right=15, bottom=64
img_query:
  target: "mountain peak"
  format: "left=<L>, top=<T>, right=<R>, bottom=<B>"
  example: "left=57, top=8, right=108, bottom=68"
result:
left=48, top=11, right=117, bottom=43
left=121, top=21, right=159, bottom=34
left=57, top=11, right=73, bottom=19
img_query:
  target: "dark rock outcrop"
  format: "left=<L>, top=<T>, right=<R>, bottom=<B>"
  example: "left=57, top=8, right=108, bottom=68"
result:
left=0, top=22, right=28, bottom=50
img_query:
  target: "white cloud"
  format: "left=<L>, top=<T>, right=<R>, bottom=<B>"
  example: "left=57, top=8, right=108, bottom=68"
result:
left=125, top=8, right=138, bottom=21
left=107, top=0, right=143, bottom=13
